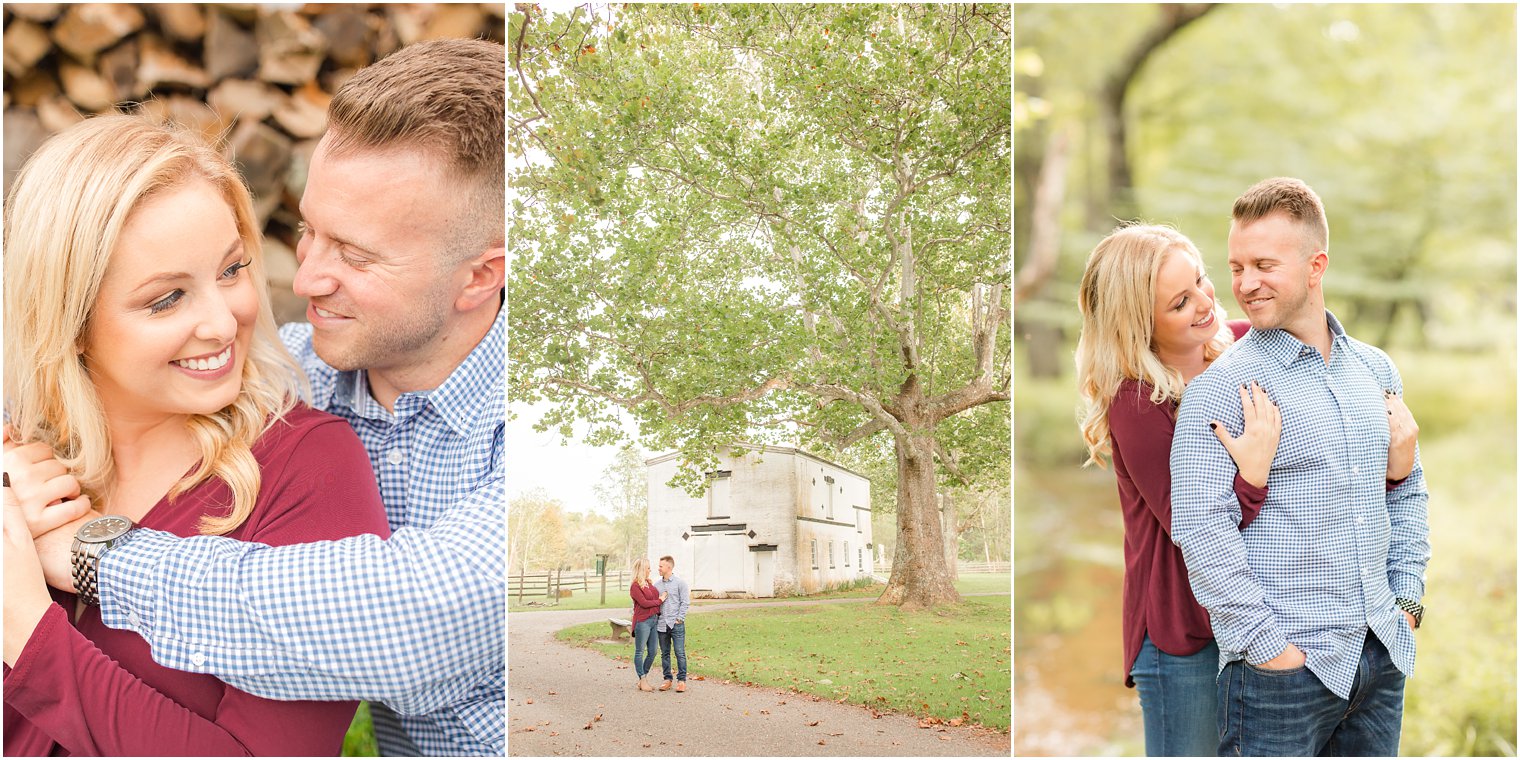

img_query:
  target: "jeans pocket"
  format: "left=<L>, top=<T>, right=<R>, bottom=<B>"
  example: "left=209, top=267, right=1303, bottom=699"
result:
left=1244, top=661, right=1309, bottom=677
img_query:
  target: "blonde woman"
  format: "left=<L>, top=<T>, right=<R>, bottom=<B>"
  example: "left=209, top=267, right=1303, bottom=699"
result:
left=1, top=115, right=390, bottom=755
left=1076, top=223, right=1418, bottom=756
left=1076, top=223, right=1279, bottom=756
left=629, top=557, right=664, bottom=691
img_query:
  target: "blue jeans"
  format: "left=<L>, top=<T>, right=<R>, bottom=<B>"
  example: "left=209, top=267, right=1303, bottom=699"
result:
left=1218, top=631, right=1405, bottom=756
left=658, top=622, right=687, bottom=682
left=1130, top=635, right=1219, bottom=757
left=633, top=617, right=659, bottom=679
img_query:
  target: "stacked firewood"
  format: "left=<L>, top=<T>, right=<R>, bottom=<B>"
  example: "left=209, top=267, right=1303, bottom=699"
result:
left=3, top=3, right=506, bottom=324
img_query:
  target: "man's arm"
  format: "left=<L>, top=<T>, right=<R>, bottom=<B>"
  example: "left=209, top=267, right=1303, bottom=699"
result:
left=1380, top=368, right=1431, bottom=604
left=93, top=478, right=504, bottom=716
left=1171, top=379, right=1290, bottom=666
left=676, top=578, right=690, bottom=622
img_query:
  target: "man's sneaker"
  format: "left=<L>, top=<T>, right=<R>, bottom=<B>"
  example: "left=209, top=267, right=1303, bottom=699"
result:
left=676, top=681, right=687, bottom=693
left=659, top=680, right=673, bottom=691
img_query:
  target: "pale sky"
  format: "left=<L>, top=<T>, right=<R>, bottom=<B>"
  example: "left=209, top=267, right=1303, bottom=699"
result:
left=506, top=401, right=648, bottom=518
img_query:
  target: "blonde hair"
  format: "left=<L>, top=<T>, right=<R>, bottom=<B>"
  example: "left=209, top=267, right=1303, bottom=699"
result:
left=324, top=38, right=505, bottom=260
left=4, top=114, right=306, bottom=535
left=1076, top=224, right=1233, bottom=468
left=632, top=558, right=653, bottom=588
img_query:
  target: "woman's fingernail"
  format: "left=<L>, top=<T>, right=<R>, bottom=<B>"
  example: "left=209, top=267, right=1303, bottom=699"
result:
left=1210, top=422, right=1218, bottom=430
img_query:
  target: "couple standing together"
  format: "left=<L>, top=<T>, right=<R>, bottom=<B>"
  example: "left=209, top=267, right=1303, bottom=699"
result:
left=630, top=556, right=692, bottom=692
left=2, top=40, right=505, bottom=755
left=1077, top=178, right=1431, bottom=756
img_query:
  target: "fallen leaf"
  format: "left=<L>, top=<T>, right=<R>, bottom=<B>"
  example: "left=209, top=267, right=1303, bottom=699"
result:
left=583, top=722, right=594, bottom=730
left=525, top=699, right=533, bottom=704
left=523, top=727, right=536, bottom=733
left=594, top=714, right=603, bottom=722
left=549, top=732, right=558, bottom=737
left=808, top=721, right=820, bottom=727
left=642, top=744, right=651, bottom=748
left=818, top=740, right=827, bottom=746
left=760, top=710, right=770, bottom=715
left=829, top=732, right=843, bottom=737
left=949, top=718, right=964, bottom=727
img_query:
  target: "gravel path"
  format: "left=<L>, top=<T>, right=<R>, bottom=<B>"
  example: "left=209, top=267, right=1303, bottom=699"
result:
left=508, top=597, right=1011, bottom=757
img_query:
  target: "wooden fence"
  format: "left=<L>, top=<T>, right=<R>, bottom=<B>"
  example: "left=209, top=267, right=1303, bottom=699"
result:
left=509, top=569, right=631, bottom=605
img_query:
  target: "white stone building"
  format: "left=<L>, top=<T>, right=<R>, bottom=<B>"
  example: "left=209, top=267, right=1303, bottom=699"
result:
left=646, top=444, right=874, bottom=597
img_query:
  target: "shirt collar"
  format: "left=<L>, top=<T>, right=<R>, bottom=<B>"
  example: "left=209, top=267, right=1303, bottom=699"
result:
left=425, top=305, right=505, bottom=437
left=323, top=305, right=504, bottom=434
left=1247, top=309, right=1348, bottom=367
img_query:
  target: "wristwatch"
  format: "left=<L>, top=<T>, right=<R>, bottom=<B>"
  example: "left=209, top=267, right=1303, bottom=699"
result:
left=1396, top=597, right=1424, bottom=629
left=72, top=515, right=136, bottom=606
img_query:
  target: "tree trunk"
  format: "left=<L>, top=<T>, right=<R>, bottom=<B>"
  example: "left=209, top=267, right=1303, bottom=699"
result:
left=878, top=432, right=962, bottom=609
left=941, top=492, right=960, bottom=581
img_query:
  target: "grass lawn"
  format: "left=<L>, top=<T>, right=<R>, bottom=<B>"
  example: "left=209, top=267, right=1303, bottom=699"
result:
left=341, top=702, right=377, bottom=756
left=556, top=595, right=1011, bottom=732
left=512, top=572, right=1008, bottom=612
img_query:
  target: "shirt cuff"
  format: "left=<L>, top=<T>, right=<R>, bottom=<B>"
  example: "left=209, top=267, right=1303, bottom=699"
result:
left=97, top=528, right=181, bottom=635
left=1242, top=626, right=1290, bottom=666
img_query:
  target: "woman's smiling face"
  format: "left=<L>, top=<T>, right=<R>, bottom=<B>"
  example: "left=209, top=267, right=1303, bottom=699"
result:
left=1151, top=246, right=1220, bottom=359
left=81, top=176, right=258, bottom=425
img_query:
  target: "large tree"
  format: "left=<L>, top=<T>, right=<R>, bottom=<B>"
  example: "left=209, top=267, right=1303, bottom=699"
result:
left=510, top=3, right=1010, bottom=609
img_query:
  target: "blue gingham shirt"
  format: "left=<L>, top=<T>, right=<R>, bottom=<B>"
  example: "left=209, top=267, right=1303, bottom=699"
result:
left=655, top=574, right=690, bottom=632
left=98, top=306, right=505, bottom=755
left=1171, top=310, right=1429, bottom=700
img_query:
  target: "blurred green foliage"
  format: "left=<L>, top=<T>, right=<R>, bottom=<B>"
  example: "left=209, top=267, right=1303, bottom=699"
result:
left=1015, top=4, right=1516, bottom=352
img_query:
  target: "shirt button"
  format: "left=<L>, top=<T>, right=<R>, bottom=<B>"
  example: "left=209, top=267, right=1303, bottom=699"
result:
left=190, top=652, right=206, bottom=667
left=127, top=611, right=142, bottom=628
left=387, top=449, right=404, bottom=465
left=1352, top=466, right=1361, bottom=475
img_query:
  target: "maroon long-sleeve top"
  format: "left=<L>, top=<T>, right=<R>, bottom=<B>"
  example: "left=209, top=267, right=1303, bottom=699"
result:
left=630, top=581, right=662, bottom=625
left=3, top=404, right=391, bottom=756
left=1108, top=320, right=1267, bottom=687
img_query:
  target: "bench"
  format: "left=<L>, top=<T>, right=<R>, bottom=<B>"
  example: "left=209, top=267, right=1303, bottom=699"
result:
left=608, top=618, right=632, bottom=638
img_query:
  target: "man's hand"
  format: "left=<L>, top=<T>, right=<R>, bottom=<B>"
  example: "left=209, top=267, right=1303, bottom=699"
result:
left=1256, top=642, right=1307, bottom=670
left=34, top=511, right=100, bottom=593
left=1403, top=610, right=1417, bottom=631
left=4, top=502, right=55, bottom=666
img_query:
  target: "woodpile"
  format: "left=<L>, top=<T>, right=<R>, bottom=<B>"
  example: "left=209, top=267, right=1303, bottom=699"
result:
left=3, top=3, right=506, bottom=324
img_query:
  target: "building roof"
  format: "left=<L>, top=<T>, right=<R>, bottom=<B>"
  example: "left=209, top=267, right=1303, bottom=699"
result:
left=644, top=442, right=873, bottom=483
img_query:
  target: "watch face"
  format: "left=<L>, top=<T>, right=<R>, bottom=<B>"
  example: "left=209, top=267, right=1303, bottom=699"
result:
left=79, top=515, right=133, bottom=542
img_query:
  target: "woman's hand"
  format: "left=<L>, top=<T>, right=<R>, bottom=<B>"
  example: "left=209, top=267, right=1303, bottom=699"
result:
left=1211, top=381, right=1282, bottom=489
left=659, top=592, right=667, bottom=602
left=1385, top=391, right=1419, bottom=482
left=4, top=501, right=55, bottom=667
left=3, top=429, right=93, bottom=538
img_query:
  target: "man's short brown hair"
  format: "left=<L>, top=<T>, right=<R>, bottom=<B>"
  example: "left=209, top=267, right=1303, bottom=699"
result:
left=325, top=38, right=505, bottom=258
left=660, top=555, right=675, bottom=566
left=1231, top=177, right=1329, bottom=256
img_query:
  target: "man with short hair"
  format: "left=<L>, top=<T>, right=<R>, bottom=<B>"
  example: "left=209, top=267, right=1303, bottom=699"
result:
left=26, top=39, right=506, bottom=756
left=1171, top=177, right=1430, bottom=756
left=654, top=554, right=691, bottom=692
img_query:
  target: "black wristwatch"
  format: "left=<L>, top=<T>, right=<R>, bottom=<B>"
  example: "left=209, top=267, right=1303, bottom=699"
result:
left=1396, top=597, right=1424, bottom=629
left=71, top=515, right=136, bottom=606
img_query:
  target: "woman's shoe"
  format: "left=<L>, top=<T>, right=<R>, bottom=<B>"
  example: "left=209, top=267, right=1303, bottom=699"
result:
left=637, top=675, right=654, bottom=692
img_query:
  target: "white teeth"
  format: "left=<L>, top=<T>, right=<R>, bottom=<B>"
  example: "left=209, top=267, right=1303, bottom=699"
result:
left=175, top=347, right=231, bottom=372
left=315, top=307, right=341, bottom=318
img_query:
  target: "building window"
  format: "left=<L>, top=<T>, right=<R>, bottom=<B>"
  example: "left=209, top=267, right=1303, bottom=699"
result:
left=705, top=470, right=732, bottom=518
left=811, top=539, right=818, bottom=569
left=826, top=484, right=834, bottom=520
left=844, top=541, right=850, bottom=566
left=829, top=541, right=836, bottom=568
left=859, top=547, right=864, bottom=569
